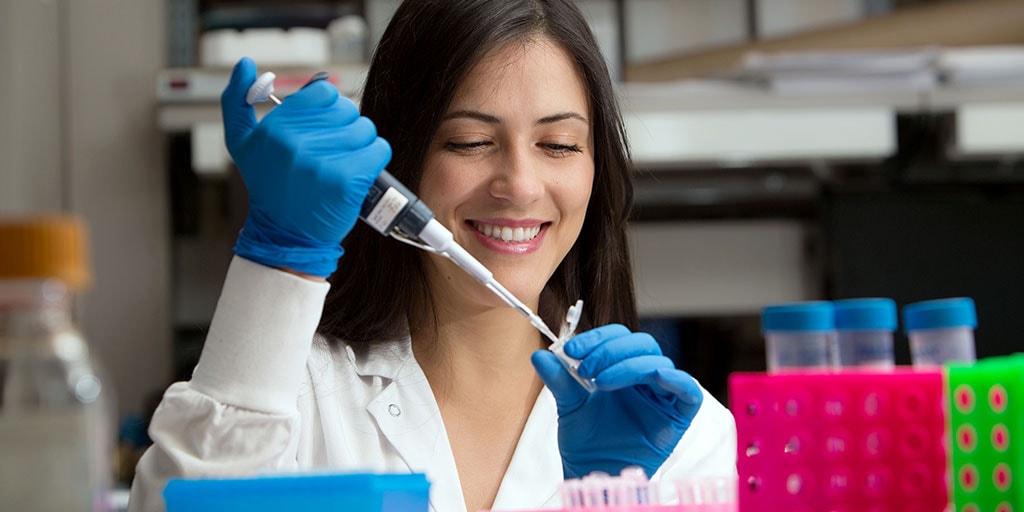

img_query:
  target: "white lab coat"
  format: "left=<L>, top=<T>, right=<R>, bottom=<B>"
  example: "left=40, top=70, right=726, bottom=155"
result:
left=128, top=257, right=737, bottom=512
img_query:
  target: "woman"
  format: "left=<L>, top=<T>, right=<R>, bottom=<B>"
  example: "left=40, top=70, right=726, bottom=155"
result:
left=129, top=1, right=736, bottom=511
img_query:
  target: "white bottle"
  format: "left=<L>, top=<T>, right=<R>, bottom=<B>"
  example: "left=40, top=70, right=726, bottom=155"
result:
left=761, top=301, right=835, bottom=372
left=833, top=298, right=897, bottom=369
left=904, top=297, right=977, bottom=367
left=0, top=215, right=114, bottom=511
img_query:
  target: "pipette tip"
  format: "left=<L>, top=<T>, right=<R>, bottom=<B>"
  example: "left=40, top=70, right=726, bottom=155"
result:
left=531, top=317, right=559, bottom=344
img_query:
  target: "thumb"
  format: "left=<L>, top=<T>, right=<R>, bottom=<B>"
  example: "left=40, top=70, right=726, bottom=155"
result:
left=220, top=57, right=258, bottom=154
left=531, top=350, right=589, bottom=415
left=652, top=368, right=703, bottom=418
left=279, top=79, right=343, bottom=110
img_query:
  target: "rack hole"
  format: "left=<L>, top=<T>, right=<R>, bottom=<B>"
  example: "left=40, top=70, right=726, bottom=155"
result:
left=746, top=476, right=762, bottom=492
left=745, top=440, right=761, bottom=457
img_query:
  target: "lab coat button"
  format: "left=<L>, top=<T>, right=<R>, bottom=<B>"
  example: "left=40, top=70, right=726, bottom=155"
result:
left=388, top=404, right=401, bottom=417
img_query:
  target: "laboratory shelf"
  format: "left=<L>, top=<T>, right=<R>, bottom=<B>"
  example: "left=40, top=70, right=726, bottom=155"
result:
left=157, top=72, right=1024, bottom=168
left=156, top=64, right=369, bottom=103
left=926, top=84, right=1024, bottom=158
left=156, top=64, right=369, bottom=131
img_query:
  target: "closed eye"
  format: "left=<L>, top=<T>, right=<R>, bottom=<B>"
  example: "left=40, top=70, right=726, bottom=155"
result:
left=444, top=141, right=491, bottom=154
left=541, top=143, right=583, bottom=157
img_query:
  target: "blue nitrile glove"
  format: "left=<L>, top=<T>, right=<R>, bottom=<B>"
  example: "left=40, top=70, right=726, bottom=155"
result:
left=221, top=57, right=391, bottom=277
left=531, top=324, right=703, bottom=479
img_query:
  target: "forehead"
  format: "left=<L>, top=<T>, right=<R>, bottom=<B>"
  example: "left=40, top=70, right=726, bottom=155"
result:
left=448, top=37, right=591, bottom=116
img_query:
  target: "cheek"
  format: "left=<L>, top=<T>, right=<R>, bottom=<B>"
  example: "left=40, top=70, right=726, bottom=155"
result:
left=563, top=165, right=594, bottom=211
left=419, top=155, right=470, bottom=212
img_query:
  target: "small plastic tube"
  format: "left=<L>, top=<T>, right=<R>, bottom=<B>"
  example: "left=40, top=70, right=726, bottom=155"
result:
left=619, top=466, right=651, bottom=505
left=548, top=300, right=596, bottom=393
left=904, top=297, right=977, bottom=367
left=833, top=298, right=897, bottom=369
left=560, top=479, right=582, bottom=508
left=762, top=301, right=835, bottom=372
left=675, top=476, right=738, bottom=508
left=581, top=472, right=610, bottom=506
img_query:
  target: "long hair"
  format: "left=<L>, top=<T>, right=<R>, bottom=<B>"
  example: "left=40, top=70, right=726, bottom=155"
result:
left=319, top=0, right=638, bottom=348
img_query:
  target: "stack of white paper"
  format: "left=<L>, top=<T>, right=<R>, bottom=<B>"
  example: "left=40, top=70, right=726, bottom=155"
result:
left=733, top=48, right=940, bottom=95
left=938, top=45, right=1024, bottom=86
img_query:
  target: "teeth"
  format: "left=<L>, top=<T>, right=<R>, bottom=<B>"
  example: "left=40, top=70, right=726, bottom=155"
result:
left=473, top=222, right=541, bottom=242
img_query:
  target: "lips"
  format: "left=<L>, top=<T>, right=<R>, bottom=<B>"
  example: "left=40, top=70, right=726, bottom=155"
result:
left=466, top=220, right=548, bottom=255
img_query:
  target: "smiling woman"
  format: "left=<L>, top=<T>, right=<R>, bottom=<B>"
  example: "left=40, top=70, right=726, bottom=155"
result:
left=128, top=2, right=737, bottom=512
left=326, top=1, right=637, bottom=346
left=418, top=39, right=594, bottom=317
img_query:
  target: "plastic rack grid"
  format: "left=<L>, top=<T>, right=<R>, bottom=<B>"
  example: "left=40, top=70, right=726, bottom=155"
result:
left=729, top=369, right=948, bottom=512
left=946, top=354, right=1023, bottom=512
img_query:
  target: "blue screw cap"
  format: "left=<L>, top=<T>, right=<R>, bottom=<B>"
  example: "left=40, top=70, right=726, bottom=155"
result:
left=834, top=298, right=897, bottom=331
left=762, top=301, right=834, bottom=333
left=903, top=297, right=977, bottom=332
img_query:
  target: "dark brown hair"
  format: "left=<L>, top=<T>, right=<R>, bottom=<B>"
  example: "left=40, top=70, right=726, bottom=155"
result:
left=319, top=0, right=637, bottom=348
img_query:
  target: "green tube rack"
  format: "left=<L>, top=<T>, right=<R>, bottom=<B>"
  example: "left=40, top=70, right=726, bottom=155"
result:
left=946, top=353, right=1024, bottom=512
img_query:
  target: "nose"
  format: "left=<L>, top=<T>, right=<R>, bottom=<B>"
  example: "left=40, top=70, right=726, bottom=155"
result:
left=488, top=146, right=543, bottom=205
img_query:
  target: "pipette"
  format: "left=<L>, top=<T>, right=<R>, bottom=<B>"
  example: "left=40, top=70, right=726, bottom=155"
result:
left=248, top=71, right=597, bottom=391
left=244, top=71, right=563, bottom=344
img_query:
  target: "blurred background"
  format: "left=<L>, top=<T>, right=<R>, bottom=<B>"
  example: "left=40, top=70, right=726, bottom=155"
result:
left=2, top=0, right=1023, bottom=485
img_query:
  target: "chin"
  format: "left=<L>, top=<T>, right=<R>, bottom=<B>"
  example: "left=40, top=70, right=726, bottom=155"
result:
left=492, top=275, right=545, bottom=305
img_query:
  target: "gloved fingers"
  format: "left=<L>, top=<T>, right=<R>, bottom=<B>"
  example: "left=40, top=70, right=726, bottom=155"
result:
left=278, top=81, right=355, bottom=120
left=313, top=138, right=391, bottom=201
left=262, top=92, right=364, bottom=145
left=652, top=367, right=703, bottom=409
left=332, top=116, right=379, bottom=151
left=324, top=137, right=393, bottom=176
left=221, top=57, right=259, bottom=154
left=592, top=354, right=674, bottom=391
left=563, top=323, right=632, bottom=359
left=286, top=115, right=379, bottom=154
left=531, top=350, right=589, bottom=415
left=575, top=332, right=663, bottom=380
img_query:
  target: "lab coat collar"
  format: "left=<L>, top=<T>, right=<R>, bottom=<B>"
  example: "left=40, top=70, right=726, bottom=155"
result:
left=492, top=386, right=564, bottom=509
left=341, top=330, right=461, bottom=512
left=341, top=333, right=417, bottom=380
left=340, top=331, right=564, bottom=511
left=368, top=376, right=466, bottom=512
left=367, top=379, right=563, bottom=512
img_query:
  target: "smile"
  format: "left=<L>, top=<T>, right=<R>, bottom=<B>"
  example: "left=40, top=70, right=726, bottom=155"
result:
left=470, top=221, right=543, bottom=242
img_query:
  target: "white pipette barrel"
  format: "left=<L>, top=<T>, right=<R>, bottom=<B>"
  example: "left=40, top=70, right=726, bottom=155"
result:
left=418, top=220, right=595, bottom=392
left=416, top=219, right=559, bottom=342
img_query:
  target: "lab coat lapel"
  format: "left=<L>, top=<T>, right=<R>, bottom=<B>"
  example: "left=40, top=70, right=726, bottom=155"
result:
left=366, top=363, right=465, bottom=512
left=491, top=387, right=563, bottom=509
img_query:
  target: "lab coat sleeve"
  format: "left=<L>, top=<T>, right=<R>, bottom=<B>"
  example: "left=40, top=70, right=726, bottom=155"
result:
left=127, top=256, right=330, bottom=512
left=652, top=384, right=738, bottom=500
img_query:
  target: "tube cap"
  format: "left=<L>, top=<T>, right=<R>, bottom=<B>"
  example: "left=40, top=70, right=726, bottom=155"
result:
left=834, top=298, right=897, bottom=331
left=0, top=214, right=91, bottom=290
left=762, top=301, right=834, bottom=333
left=903, top=297, right=977, bottom=332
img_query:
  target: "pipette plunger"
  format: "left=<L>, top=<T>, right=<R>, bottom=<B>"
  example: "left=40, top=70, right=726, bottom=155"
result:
left=246, top=72, right=281, bottom=105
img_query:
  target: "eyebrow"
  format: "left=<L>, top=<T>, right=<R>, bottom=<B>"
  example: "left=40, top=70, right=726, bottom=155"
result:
left=536, top=112, right=588, bottom=125
left=443, top=110, right=588, bottom=125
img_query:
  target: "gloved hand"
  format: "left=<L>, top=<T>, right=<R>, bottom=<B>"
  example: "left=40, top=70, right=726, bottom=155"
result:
left=531, top=324, right=703, bottom=479
left=221, top=57, right=391, bottom=277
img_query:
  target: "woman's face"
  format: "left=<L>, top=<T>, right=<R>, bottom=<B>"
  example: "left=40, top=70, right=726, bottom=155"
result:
left=419, top=37, right=594, bottom=310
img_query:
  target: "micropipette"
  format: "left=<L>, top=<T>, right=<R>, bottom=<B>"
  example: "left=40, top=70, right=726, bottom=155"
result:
left=245, top=71, right=573, bottom=349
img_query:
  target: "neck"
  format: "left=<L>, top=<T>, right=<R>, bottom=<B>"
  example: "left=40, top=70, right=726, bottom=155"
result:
left=410, top=296, right=546, bottom=407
